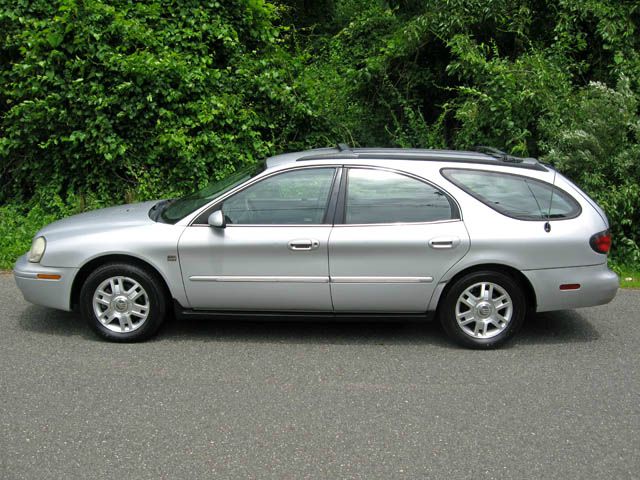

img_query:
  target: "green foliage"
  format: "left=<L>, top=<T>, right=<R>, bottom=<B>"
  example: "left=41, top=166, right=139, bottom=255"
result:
left=279, top=0, right=640, bottom=265
left=0, top=189, right=106, bottom=268
left=0, top=205, right=47, bottom=270
left=541, top=77, right=640, bottom=266
left=1, top=0, right=639, bottom=268
left=613, top=266, right=640, bottom=289
left=0, top=0, right=313, bottom=204
left=446, top=36, right=573, bottom=155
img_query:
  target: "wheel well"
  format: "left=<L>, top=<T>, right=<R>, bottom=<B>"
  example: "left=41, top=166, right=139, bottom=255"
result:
left=70, top=254, right=171, bottom=310
left=436, top=264, right=537, bottom=313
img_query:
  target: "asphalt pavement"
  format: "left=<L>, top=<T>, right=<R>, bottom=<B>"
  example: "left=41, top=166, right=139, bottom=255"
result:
left=1, top=272, right=638, bottom=479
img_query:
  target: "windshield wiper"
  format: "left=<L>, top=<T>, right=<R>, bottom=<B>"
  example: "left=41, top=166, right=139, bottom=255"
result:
left=149, top=199, right=175, bottom=222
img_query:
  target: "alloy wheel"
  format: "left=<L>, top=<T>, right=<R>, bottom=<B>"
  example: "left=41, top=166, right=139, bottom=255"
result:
left=92, top=276, right=150, bottom=333
left=455, top=281, right=513, bottom=339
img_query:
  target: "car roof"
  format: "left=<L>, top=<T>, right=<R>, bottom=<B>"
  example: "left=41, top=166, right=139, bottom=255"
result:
left=265, top=146, right=547, bottom=171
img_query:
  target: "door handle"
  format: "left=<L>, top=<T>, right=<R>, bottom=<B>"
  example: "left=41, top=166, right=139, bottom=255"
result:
left=429, top=236, right=460, bottom=249
left=288, top=239, right=320, bottom=251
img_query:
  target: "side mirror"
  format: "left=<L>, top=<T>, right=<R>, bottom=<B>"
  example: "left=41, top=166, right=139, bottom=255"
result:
left=207, top=210, right=226, bottom=228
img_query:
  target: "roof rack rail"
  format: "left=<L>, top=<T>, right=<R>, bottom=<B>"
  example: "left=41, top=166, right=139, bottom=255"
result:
left=294, top=147, right=547, bottom=171
left=337, top=143, right=351, bottom=152
left=473, top=146, right=524, bottom=163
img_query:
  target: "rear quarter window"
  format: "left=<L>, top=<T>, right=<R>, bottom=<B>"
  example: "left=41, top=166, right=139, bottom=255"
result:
left=441, top=168, right=581, bottom=220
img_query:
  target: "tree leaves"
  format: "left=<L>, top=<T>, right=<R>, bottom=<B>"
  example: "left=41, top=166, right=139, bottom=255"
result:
left=0, top=0, right=314, bottom=203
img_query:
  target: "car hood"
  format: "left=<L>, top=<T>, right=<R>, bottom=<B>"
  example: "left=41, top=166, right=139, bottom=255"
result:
left=37, top=200, right=160, bottom=238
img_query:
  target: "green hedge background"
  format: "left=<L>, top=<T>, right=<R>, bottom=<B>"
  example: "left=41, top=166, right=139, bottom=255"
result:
left=1, top=0, right=639, bottom=269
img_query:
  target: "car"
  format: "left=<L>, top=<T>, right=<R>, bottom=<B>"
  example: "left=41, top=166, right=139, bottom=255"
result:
left=14, top=145, right=618, bottom=348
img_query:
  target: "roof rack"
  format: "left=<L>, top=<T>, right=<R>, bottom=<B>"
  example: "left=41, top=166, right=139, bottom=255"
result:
left=473, top=145, right=540, bottom=164
left=295, top=146, right=547, bottom=171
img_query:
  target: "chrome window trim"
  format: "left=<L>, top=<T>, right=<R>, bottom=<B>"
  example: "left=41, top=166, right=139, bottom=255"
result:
left=187, top=224, right=335, bottom=228
left=187, top=218, right=462, bottom=229
left=331, top=218, right=462, bottom=228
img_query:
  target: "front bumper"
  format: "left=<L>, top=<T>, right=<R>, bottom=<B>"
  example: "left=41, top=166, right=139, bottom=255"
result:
left=523, top=263, right=619, bottom=312
left=13, top=254, right=77, bottom=311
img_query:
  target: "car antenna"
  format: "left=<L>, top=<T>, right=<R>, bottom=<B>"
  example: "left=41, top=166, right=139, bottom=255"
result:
left=337, top=143, right=351, bottom=152
left=544, top=166, right=558, bottom=233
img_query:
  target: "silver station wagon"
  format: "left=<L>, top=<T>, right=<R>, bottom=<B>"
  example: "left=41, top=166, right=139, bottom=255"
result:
left=14, top=146, right=618, bottom=348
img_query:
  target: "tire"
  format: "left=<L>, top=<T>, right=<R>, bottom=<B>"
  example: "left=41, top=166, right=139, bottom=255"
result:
left=80, top=263, right=167, bottom=342
left=439, top=270, right=526, bottom=349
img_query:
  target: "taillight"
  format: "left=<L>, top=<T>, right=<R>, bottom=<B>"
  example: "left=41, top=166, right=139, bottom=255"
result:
left=590, top=229, right=611, bottom=254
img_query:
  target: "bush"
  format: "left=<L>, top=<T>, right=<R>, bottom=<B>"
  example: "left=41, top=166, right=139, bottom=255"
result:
left=1, top=0, right=639, bottom=269
left=540, top=77, right=640, bottom=266
left=282, top=0, right=640, bottom=266
left=0, top=0, right=315, bottom=204
left=0, top=204, right=48, bottom=269
left=0, top=189, right=108, bottom=269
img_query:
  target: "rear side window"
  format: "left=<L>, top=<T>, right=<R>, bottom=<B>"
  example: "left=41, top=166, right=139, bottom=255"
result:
left=442, top=169, right=581, bottom=220
left=345, top=168, right=455, bottom=224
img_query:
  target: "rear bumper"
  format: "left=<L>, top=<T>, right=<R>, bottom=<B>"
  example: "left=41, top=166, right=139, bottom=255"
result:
left=13, top=254, right=77, bottom=311
left=523, top=263, right=618, bottom=312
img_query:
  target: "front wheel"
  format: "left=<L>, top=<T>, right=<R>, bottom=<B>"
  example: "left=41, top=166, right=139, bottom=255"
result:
left=80, top=263, right=167, bottom=342
left=439, top=271, right=526, bottom=349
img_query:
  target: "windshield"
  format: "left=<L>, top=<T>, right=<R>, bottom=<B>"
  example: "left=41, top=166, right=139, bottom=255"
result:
left=158, top=163, right=266, bottom=224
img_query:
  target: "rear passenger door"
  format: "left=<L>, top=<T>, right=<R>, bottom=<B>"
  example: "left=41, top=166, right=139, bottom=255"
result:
left=328, top=167, right=470, bottom=312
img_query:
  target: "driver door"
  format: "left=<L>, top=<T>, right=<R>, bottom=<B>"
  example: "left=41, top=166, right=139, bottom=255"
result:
left=178, top=167, right=338, bottom=311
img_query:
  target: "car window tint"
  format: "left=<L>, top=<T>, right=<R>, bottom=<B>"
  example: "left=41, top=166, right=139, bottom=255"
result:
left=345, top=169, right=453, bottom=224
left=223, top=168, right=335, bottom=224
left=442, top=169, right=581, bottom=220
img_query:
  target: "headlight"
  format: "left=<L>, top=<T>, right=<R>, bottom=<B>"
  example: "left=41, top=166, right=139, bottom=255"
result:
left=28, top=236, right=46, bottom=263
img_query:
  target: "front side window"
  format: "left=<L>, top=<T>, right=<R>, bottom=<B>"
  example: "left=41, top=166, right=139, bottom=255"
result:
left=344, top=168, right=454, bottom=224
left=222, top=168, right=336, bottom=225
left=442, top=168, right=581, bottom=220
left=159, top=163, right=265, bottom=224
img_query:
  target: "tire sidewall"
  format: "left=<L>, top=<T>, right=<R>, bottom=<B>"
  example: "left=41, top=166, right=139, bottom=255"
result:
left=439, top=271, right=526, bottom=349
left=80, top=263, right=167, bottom=342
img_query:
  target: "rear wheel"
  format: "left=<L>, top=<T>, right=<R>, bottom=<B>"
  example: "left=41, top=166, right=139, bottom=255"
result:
left=439, top=271, right=526, bottom=349
left=80, top=263, right=167, bottom=342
